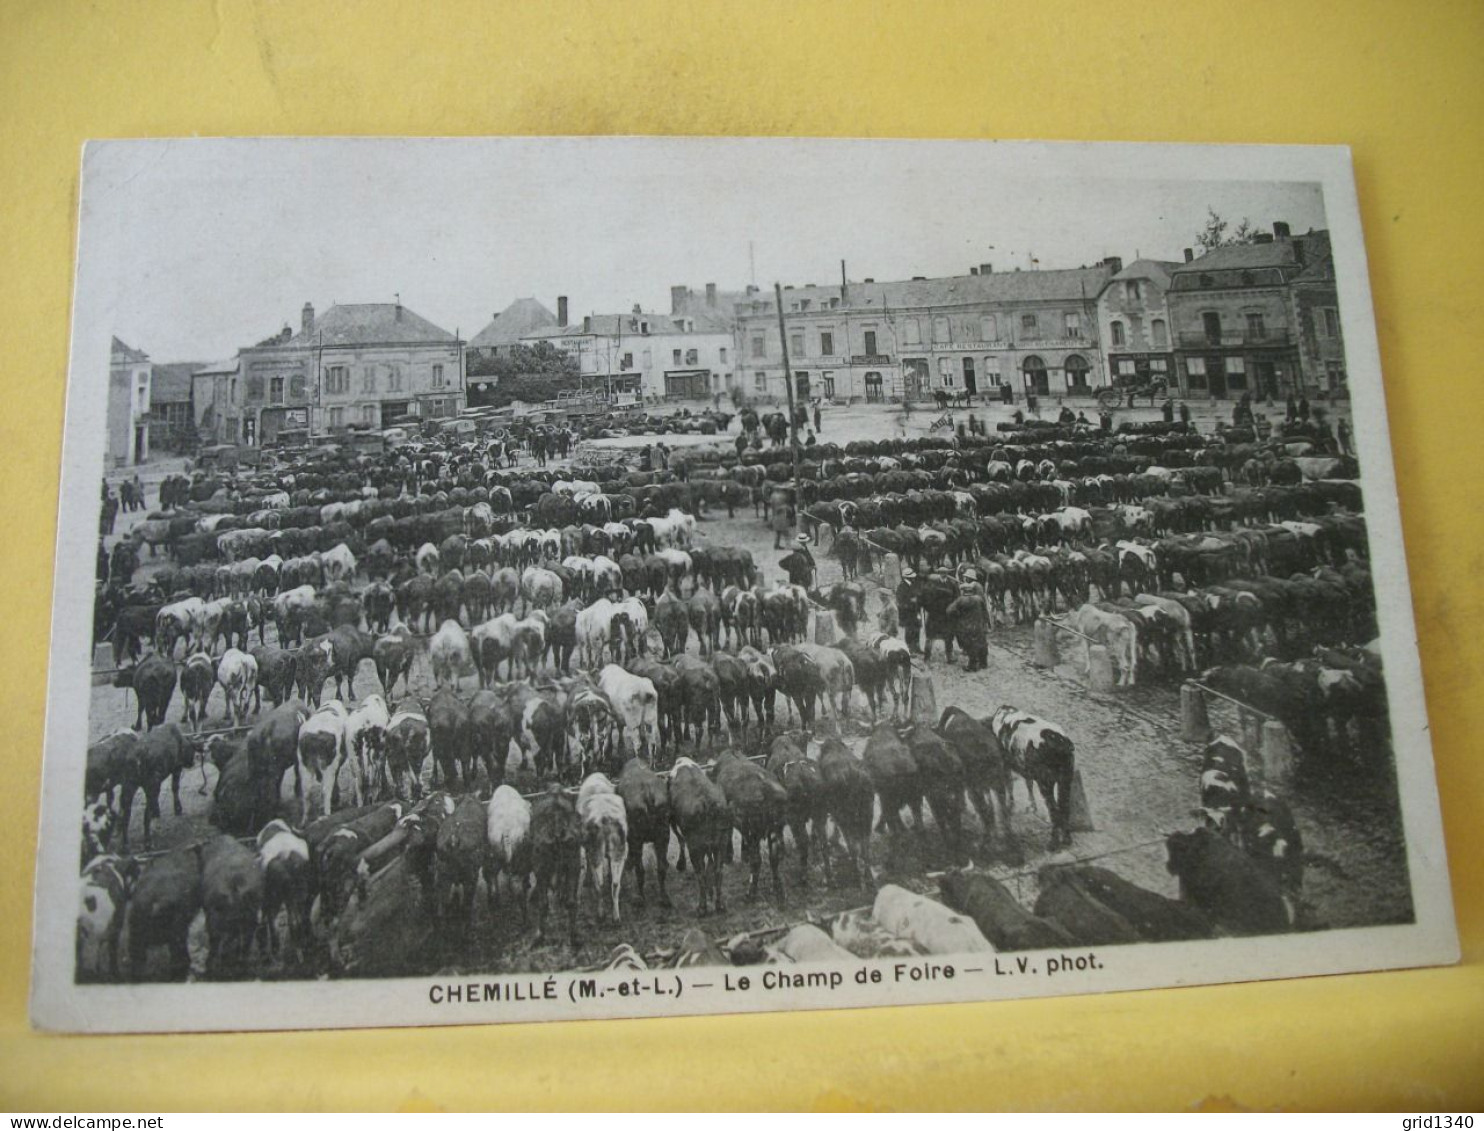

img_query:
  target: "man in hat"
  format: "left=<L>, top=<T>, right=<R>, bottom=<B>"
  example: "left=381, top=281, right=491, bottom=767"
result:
left=771, top=494, right=794, bottom=549
left=947, top=571, right=991, bottom=672
left=779, top=532, right=816, bottom=588
left=897, top=566, right=924, bottom=655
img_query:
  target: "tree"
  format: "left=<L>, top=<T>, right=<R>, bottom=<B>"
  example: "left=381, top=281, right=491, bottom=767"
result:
left=1196, top=207, right=1257, bottom=252
left=466, top=341, right=583, bottom=407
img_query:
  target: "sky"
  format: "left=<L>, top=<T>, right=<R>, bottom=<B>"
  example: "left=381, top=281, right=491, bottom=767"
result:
left=80, top=138, right=1330, bottom=362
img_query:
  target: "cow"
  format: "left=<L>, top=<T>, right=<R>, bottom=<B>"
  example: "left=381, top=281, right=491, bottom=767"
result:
left=434, top=795, right=489, bottom=934
left=128, top=721, right=195, bottom=850
left=1165, top=827, right=1293, bottom=935
left=988, top=706, right=1076, bottom=849
left=598, top=664, right=659, bottom=758
left=201, top=835, right=264, bottom=977
left=256, top=819, right=312, bottom=961
left=296, top=699, right=351, bottom=823
left=529, top=790, right=582, bottom=947
left=429, top=619, right=475, bottom=690
left=714, top=748, right=788, bottom=904
left=384, top=708, right=430, bottom=801
left=179, top=652, right=217, bottom=730
left=484, top=785, right=533, bottom=920
left=114, top=653, right=177, bottom=731
left=345, top=694, right=391, bottom=802
left=667, top=756, right=731, bottom=916
left=935, top=706, right=1013, bottom=855
left=216, top=647, right=259, bottom=726
left=766, top=733, right=830, bottom=887
left=616, top=757, right=672, bottom=908
left=862, top=722, right=923, bottom=836
left=577, top=773, right=629, bottom=924
left=126, top=842, right=203, bottom=981
left=1070, top=602, right=1139, bottom=686
left=1042, top=864, right=1213, bottom=943
left=425, top=686, right=473, bottom=791
left=817, top=735, right=875, bottom=890
left=939, top=870, right=1074, bottom=951
left=77, top=854, right=137, bottom=980
left=372, top=625, right=415, bottom=698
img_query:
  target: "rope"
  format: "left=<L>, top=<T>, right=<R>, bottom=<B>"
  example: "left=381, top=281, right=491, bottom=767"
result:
left=1188, top=681, right=1276, bottom=723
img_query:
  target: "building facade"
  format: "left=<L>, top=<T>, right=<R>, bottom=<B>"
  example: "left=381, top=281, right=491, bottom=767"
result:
left=1097, top=259, right=1179, bottom=390
left=467, top=297, right=560, bottom=362
left=107, top=336, right=151, bottom=467
left=733, top=262, right=1118, bottom=404
left=236, top=301, right=465, bottom=443
left=1166, top=224, right=1341, bottom=400
left=521, top=309, right=735, bottom=401
left=192, top=357, right=242, bottom=445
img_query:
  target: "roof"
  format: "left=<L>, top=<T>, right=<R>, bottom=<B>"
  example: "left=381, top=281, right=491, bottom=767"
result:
left=281, top=303, right=458, bottom=349
left=523, top=310, right=733, bottom=340
left=111, top=336, right=149, bottom=364
left=194, top=357, right=239, bottom=377
left=1170, top=232, right=1330, bottom=276
left=735, top=266, right=1116, bottom=319
left=1109, top=259, right=1180, bottom=289
left=468, top=298, right=558, bottom=349
left=150, top=362, right=206, bottom=402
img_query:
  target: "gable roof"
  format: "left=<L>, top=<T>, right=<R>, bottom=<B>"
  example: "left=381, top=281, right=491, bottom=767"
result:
left=736, top=266, right=1116, bottom=319
left=283, top=303, right=457, bottom=349
left=111, top=336, right=149, bottom=364
left=194, top=357, right=239, bottom=377
left=468, top=298, right=558, bottom=349
left=1109, top=259, right=1181, bottom=289
left=150, top=362, right=206, bottom=402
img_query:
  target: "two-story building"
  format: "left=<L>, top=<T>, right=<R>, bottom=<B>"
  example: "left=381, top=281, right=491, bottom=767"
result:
left=237, top=300, right=465, bottom=443
left=1166, top=224, right=1341, bottom=400
left=192, top=357, right=241, bottom=445
left=733, top=262, right=1117, bottom=404
left=1097, top=259, right=1180, bottom=390
left=107, top=336, right=152, bottom=466
left=521, top=308, right=735, bottom=401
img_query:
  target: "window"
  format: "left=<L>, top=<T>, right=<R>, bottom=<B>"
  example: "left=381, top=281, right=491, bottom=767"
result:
left=361, top=366, right=376, bottom=393
left=1021, top=313, right=1038, bottom=334
left=937, top=356, right=955, bottom=387
left=685, top=348, right=698, bottom=366
left=819, top=331, right=834, bottom=356
left=432, top=364, right=445, bottom=388
left=719, top=347, right=728, bottom=364
left=1150, top=358, right=1169, bottom=373
left=1245, top=313, right=1266, bottom=340
left=1110, top=320, right=1126, bottom=346
left=821, top=372, right=835, bottom=398
left=1226, top=355, right=1248, bottom=390
left=1322, top=308, right=1341, bottom=338
left=1202, top=311, right=1222, bottom=342
left=1064, top=354, right=1090, bottom=390
left=902, top=319, right=921, bottom=345
left=673, top=349, right=682, bottom=365
left=328, top=406, right=345, bottom=428
left=1065, top=312, right=1081, bottom=337
left=789, top=333, right=805, bottom=357
left=1186, top=356, right=1208, bottom=391
left=754, top=371, right=767, bottom=392
left=1117, top=358, right=1136, bottom=376
left=270, top=376, right=285, bottom=403
left=230, top=377, right=238, bottom=403
left=1125, top=280, right=1142, bottom=302
left=621, top=353, right=634, bottom=370
left=362, top=404, right=376, bottom=425
left=982, top=356, right=1001, bottom=386
left=963, top=357, right=975, bottom=386
left=933, top=315, right=950, bottom=343
left=642, top=348, right=652, bottom=369
left=325, top=365, right=349, bottom=394
left=1199, top=274, right=1214, bottom=288
left=864, top=371, right=884, bottom=403
left=863, top=330, right=877, bottom=355
left=980, top=315, right=997, bottom=341
left=247, top=375, right=264, bottom=399
left=388, top=366, right=403, bottom=391
left=1325, top=360, right=1347, bottom=392
left=751, top=334, right=766, bottom=358
left=1152, top=319, right=1168, bottom=348
left=289, top=375, right=306, bottom=400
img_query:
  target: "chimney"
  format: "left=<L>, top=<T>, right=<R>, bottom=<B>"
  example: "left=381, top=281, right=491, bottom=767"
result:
left=705, top=283, right=717, bottom=308
left=1274, top=221, right=1291, bottom=239
left=557, top=296, right=568, bottom=327
left=632, top=303, right=642, bottom=314
left=1103, top=256, right=1123, bottom=274
left=969, top=267, right=979, bottom=276
left=980, top=263, right=993, bottom=275
left=1184, top=247, right=1195, bottom=263
left=583, top=315, right=592, bottom=334
left=670, top=285, right=687, bottom=314
left=394, top=293, right=402, bottom=321
left=840, top=259, right=849, bottom=304
left=301, top=302, right=314, bottom=334
left=746, top=284, right=759, bottom=296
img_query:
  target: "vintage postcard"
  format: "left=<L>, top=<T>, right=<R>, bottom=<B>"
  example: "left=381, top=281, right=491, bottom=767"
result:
left=32, top=137, right=1457, bottom=1033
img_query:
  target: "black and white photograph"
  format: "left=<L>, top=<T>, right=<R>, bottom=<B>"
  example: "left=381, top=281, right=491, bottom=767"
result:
left=32, top=137, right=1457, bottom=1033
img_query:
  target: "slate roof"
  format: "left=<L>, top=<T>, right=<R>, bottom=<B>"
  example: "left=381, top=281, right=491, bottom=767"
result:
left=1109, top=259, right=1181, bottom=289
left=111, top=336, right=149, bottom=363
left=523, top=310, right=733, bottom=339
left=194, top=357, right=239, bottom=377
left=469, top=298, right=559, bottom=349
left=283, top=303, right=458, bottom=349
left=1170, top=232, right=1329, bottom=276
left=150, top=362, right=206, bottom=402
left=736, top=265, right=1116, bottom=318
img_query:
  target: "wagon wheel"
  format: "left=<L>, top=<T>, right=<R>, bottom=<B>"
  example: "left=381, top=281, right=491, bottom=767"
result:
left=1096, top=387, right=1122, bottom=412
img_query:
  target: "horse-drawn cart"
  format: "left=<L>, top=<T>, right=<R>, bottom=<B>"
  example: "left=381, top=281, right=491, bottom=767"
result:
left=1097, top=373, right=1168, bottom=411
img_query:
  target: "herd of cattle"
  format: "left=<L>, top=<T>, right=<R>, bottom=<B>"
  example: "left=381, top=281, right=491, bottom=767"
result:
left=78, top=418, right=1379, bottom=981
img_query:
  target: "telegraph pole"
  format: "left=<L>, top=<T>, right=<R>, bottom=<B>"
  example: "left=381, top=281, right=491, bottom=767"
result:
left=774, top=282, right=803, bottom=536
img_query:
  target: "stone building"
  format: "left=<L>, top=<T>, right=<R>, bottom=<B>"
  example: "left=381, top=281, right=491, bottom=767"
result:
left=1166, top=224, right=1342, bottom=400
left=236, top=300, right=464, bottom=443
left=106, top=336, right=151, bottom=467
left=1097, top=259, right=1180, bottom=391
left=732, top=262, right=1117, bottom=404
left=521, top=307, right=735, bottom=401
left=192, top=357, right=241, bottom=445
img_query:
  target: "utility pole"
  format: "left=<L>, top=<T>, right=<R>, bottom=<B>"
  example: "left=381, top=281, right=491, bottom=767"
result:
left=774, top=282, right=802, bottom=538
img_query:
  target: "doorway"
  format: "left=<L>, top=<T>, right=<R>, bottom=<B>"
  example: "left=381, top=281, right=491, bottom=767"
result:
left=963, top=357, right=977, bottom=395
left=1208, top=359, right=1229, bottom=399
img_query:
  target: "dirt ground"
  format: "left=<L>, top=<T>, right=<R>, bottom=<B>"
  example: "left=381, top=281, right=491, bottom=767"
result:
left=87, top=393, right=1401, bottom=980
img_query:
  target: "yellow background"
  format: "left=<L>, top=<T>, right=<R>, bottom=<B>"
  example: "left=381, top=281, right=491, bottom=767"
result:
left=1, top=0, right=1480, bottom=1111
